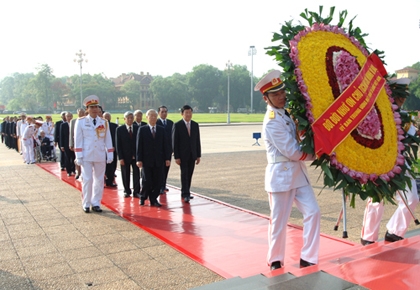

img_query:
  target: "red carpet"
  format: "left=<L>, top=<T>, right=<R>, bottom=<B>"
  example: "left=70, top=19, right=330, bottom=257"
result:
left=38, top=162, right=420, bottom=288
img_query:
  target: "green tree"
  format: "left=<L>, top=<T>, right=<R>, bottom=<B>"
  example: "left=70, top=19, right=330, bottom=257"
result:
left=33, top=64, right=55, bottom=110
left=187, top=64, right=222, bottom=111
left=121, top=79, right=142, bottom=109
left=83, top=74, right=118, bottom=111
left=150, top=73, right=190, bottom=111
left=0, top=76, right=15, bottom=104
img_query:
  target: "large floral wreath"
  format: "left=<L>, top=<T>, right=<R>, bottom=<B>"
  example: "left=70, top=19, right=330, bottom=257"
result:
left=266, top=6, right=418, bottom=206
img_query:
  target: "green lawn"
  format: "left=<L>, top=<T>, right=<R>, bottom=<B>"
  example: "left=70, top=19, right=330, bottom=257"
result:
left=0, top=113, right=264, bottom=124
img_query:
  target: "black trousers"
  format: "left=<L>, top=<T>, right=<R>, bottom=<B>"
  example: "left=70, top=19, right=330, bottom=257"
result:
left=180, top=157, right=195, bottom=198
left=120, top=159, right=140, bottom=195
left=63, top=148, right=75, bottom=174
left=161, top=164, right=170, bottom=192
left=105, top=157, right=117, bottom=186
left=142, top=166, right=163, bottom=203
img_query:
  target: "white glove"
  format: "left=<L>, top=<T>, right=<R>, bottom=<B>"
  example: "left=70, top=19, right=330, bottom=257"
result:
left=75, top=158, right=83, bottom=166
left=106, top=153, right=113, bottom=164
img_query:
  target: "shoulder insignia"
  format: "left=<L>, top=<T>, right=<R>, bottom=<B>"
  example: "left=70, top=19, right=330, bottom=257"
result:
left=269, top=111, right=275, bottom=119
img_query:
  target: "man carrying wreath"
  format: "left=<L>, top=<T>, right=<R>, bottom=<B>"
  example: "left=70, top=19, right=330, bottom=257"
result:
left=255, top=70, right=321, bottom=270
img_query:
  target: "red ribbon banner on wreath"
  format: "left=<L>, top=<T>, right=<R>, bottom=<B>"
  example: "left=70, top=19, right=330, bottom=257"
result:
left=312, top=53, right=387, bottom=157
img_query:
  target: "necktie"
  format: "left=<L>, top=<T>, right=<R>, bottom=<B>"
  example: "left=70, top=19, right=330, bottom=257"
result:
left=163, top=120, right=166, bottom=127
left=187, top=122, right=191, bottom=136
left=129, top=126, right=132, bottom=138
left=152, top=126, right=155, bottom=138
left=93, top=118, right=96, bottom=126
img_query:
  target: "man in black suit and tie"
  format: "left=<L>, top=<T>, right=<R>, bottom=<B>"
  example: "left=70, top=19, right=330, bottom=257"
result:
left=136, top=109, right=171, bottom=207
left=156, top=105, right=174, bottom=194
left=54, top=111, right=67, bottom=170
left=60, top=112, right=75, bottom=176
left=172, top=105, right=201, bottom=203
left=116, top=111, right=140, bottom=198
left=103, top=112, right=118, bottom=187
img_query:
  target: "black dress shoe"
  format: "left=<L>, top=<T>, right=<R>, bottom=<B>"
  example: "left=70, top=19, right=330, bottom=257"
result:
left=270, top=261, right=281, bottom=270
left=299, top=258, right=315, bottom=268
left=385, top=231, right=404, bottom=242
left=83, top=207, right=90, bottom=213
left=190, top=196, right=194, bottom=199
left=107, top=183, right=117, bottom=187
left=124, top=193, right=131, bottom=198
left=150, top=201, right=162, bottom=207
left=184, top=197, right=190, bottom=203
left=133, top=193, right=140, bottom=198
left=75, top=175, right=79, bottom=180
left=67, top=173, right=71, bottom=177
left=61, top=168, right=65, bottom=171
left=91, top=206, right=103, bottom=212
left=164, top=188, right=169, bottom=192
left=361, top=238, right=375, bottom=246
left=140, top=198, right=145, bottom=206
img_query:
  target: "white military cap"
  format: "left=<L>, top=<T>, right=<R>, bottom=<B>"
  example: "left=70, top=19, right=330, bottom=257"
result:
left=254, top=70, right=286, bottom=94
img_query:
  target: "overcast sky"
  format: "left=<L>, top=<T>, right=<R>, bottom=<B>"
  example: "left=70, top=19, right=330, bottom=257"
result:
left=0, top=0, right=419, bottom=80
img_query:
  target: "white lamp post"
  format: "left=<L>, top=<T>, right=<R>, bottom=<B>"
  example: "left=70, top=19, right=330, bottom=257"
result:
left=248, top=45, right=256, bottom=113
left=226, top=60, right=233, bottom=124
left=74, top=50, right=87, bottom=108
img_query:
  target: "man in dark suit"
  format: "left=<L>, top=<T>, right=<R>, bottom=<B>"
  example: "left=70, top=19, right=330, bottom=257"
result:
left=60, top=112, right=75, bottom=176
left=136, top=109, right=171, bottom=207
left=103, top=112, right=118, bottom=187
left=133, top=110, right=147, bottom=127
left=156, top=105, right=174, bottom=194
left=172, top=105, right=201, bottom=203
left=54, top=111, right=67, bottom=170
left=116, top=111, right=140, bottom=198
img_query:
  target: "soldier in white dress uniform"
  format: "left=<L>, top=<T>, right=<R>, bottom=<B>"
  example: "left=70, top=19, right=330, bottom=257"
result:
left=74, top=95, right=114, bottom=213
left=22, top=117, right=42, bottom=164
left=41, top=115, right=55, bottom=159
left=361, top=78, right=419, bottom=245
left=255, top=70, right=321, bottom=270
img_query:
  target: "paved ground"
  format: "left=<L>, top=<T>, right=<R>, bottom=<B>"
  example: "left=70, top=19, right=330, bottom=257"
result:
left=1, top=123, right=420, bottom=289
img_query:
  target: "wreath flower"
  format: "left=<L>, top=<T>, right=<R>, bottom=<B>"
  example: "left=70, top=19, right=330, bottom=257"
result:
left=266, top=6, right=416, bottom=206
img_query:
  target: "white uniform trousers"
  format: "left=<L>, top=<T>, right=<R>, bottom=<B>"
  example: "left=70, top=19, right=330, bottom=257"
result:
left=23, top=141, right=34, bottom=163
left=81, top=161, right=106, bottom=209
left=267, top=184, right=321, bottom=266
left=361, top=177, right=419, bottom=241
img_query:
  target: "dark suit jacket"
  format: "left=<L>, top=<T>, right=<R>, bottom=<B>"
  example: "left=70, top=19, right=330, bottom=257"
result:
left=54, top=120, right=64, bottom=145
left=59, top=122, right=70, bottom=149
left=136, top=125, right=171, bottom=167
left=108, top=121, right=118, bottom=148
left=173, top=120, right=201, bottom=161
left=116, top=124, right=138, bottom=162
left=157, top=118, right=174, bottom=148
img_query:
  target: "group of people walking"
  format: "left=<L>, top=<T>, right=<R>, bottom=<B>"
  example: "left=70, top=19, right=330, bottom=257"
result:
left=73, top=95, right=201, bottom=213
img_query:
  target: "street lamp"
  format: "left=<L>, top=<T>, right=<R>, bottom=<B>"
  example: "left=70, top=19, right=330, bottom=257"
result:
left=248, top=45, right=257, bottom=113
left=226, top=60, right=233, bottom=124
left=74, top=50, right=87, bottom=108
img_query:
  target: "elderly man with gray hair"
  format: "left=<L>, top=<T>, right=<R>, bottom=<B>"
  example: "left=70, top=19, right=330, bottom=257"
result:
left=116, top=111, right=140, bottom=197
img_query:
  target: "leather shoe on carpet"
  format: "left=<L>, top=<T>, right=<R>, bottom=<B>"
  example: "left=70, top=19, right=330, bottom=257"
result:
left=140, top=198, right=145, bottom=206
left=360, top=238, right=375, bottom=246
left=150, top=201, right=162, bottom=207
left=91, top=206, right=103, bottom=212
left=384, top=231, right=403, bottom=242
left=270, top=261, right=281, bottom=270
left=184, top=197, right=190, bottom=203
left=299, top=258, right=315, bottom=268
left=83, top=207, right=90, bottom=213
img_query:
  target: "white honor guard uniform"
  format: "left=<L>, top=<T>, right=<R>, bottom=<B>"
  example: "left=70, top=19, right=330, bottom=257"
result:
left=42, top=116, right=56, bottom=158
left=22, top=118, right=42, bottom=164
left=255, top=70, right=320, bottom=268
left=361, top=78, right=419, bottom=244
left=74, top=95, right=113, bottom=212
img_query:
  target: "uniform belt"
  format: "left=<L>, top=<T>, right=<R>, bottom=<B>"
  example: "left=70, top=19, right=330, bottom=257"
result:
left=267, top=155, right=290, bottom=163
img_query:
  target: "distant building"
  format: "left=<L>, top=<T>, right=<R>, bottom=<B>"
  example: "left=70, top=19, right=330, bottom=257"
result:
left=395, top=67, right=419, bottom=80
left=111, top=72, right=154, bottom=110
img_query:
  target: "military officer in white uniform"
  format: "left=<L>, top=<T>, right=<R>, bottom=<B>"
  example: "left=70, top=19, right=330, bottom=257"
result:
left=41, top=115, right=55, bottom=159
left=74, top=95, right=114, bottom=213
left=361, top=78, right=419, bottom=245
left=22, top=117, right=43, bottom=164
left=255, top=70, right=320, bottom=270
